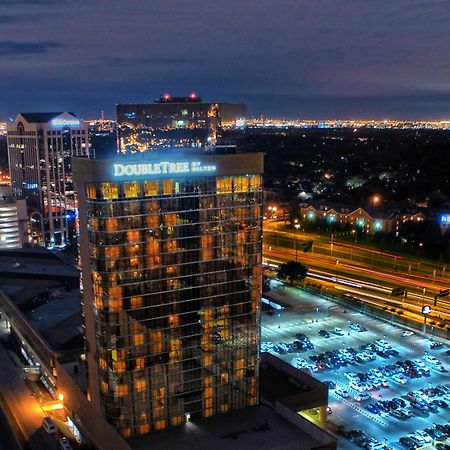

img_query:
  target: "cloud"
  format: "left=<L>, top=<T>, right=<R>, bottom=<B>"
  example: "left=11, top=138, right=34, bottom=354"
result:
left=0, top=41, right=59, bottom=57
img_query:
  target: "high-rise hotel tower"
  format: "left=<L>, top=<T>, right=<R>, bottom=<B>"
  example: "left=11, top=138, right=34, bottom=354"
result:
left=73, top=151, right=263, bottom=438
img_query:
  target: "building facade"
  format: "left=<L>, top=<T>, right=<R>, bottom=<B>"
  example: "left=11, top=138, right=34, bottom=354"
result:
left=117, top=94, right=245, bottom=153
left=73, top=152, right=263, bottom=438
left=300, top=203, right=426, bottom=235
left=0, top=194, right=27, bottom=248
left=7, top=112, right=92, bottom=246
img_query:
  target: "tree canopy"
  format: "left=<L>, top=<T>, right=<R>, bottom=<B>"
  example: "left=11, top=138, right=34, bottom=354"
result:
left=277, top=260, right=308, bottom=284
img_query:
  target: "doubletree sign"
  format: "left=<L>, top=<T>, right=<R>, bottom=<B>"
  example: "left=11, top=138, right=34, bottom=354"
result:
left=113, top=161, right=217, bottom=177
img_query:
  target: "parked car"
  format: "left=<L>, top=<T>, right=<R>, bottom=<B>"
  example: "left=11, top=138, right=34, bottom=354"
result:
left=430, top=341, right=444, bottom=349
left=402, top=330, right=414, bottom=337
left=335, top=389, right=349, bottom=398
left=354, top=393, right=371, bottom=402
left=393, top=374, right=408, bottom=385
left=399, top=436, right=418, bottom=449
left=366, top=403, right=380, bottom=414
left=333, top=327, right=344, bottom=336
left=318, top=329, right=330, bottom=338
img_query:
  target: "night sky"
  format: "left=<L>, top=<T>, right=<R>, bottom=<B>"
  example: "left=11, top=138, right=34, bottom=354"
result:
left=1, top=0, right=450, bottom=120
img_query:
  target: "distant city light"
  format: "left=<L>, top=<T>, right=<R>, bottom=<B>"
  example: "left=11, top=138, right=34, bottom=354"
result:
left=441, top=215, right=450, bottom=223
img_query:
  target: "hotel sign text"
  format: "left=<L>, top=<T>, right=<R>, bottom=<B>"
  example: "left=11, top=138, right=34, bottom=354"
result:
left=113, top=161, right=217, bottom=177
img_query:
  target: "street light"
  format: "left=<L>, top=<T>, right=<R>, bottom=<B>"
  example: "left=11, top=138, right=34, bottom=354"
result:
left=336, top=259, right=340, bottom=281
left=294, top=223, right=300, bottom=261
left=422, top=305, right=431, bottom=335
left=418, top=242, right=423, bottom=272
left=372, top=195, right=381, bottom=206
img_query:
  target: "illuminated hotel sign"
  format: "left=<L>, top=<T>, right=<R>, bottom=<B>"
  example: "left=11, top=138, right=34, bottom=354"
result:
left=441, top=215, right=450, bottom=223
left=113, top=161, right=217, bottom=177
left=51, top=118, right=81, bottom=127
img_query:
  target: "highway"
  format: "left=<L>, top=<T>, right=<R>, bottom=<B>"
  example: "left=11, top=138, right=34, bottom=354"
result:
left=264, top=220, right=450, bottom=283
left=263, top=221, right=450, bottom=329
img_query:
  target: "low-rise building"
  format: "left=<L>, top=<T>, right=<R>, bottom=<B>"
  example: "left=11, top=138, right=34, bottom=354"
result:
left=300, top=202, right=426, bottom=235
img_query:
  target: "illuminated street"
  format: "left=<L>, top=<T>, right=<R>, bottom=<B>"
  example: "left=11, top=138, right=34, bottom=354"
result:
left=0, top=343, right=59, bottom=450
left=262, top=283, right=450, bottom=449
left=263, top=220, right=450, bottom=329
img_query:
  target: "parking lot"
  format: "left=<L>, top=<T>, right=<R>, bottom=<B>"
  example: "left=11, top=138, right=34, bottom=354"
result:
left=261, top=284, right=450, bottom=450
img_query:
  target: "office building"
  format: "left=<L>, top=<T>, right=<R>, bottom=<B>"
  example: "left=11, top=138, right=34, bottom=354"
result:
left=117, top=94, right=245, bottom=153
left=73, top=151, right=263, bottom=438
left=7, top=112, right=92, bottom=246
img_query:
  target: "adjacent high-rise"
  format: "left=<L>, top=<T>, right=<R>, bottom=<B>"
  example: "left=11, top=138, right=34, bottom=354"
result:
left=7, top=112, right=92, bottom=246
left=117, top=94, right=245, bottom=153
left=73, top=151, right=263, bottom=438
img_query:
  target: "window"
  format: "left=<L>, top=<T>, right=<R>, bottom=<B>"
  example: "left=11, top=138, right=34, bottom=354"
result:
left=123, top=181, right=141, bottom=198
left=86, top=184, right=97, bottom=199
left=144, top=180, right=158, bottom=196
left=114, top=360, right=126, bottom=373
left=134, top=333, right=145, bottom=346
left=116, top=384, right=128, bottom=397
left=130, top=296, right=143, bottom=308
left=100, top=182, right=119, bottom=200
left=233, top=176, right=249, bottom=193
left=135, top=357, right=145, bottom=369
left=135, top=378, right=147, bottom=392
left=162, top=179, right=175, bottom=195
left=217, top=177, right=232, bottom=194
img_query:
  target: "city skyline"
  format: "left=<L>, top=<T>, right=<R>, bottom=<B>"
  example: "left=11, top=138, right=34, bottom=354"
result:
left=1, top=1, right=450, bottom=120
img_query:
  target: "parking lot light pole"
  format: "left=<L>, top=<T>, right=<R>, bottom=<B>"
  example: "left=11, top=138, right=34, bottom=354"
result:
left=294, top=223, right=300, bottom=262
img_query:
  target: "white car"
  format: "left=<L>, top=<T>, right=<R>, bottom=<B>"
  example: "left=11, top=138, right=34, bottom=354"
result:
left=402, top=330, right=414, bottom=337
left=392, top=374, right=408, bottom=385
left=412, top=431, right=432, bottom=443
left=354, top=392, right=371, bottom=402
left=423, top=355, right=440, bottom=365
left=369, top=369, right=383, bottom=378
left=334, top=327, right=344, bottom=335
left=335, top=389, right=349, bottom=398
left=375, top=339, right=391, bottom=348
left=413, top=359, right=426, bottom=368
left=291, top=357, right=307, bottom=368
left=345, top=372, right=359, bottom=381
left=350, top=382, right=367, bottom=392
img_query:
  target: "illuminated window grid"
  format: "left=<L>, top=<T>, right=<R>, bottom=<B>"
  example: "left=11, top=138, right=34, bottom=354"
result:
left=85, top=175, right=261, bottom=436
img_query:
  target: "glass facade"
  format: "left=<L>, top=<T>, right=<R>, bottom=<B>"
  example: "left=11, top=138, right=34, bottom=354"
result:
left=116, top=101, right=246, bottom=152
left=83, top=172, right=262, bottom=438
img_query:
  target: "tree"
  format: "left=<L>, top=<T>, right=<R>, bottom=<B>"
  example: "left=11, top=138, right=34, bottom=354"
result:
left=277, top=260, right=308, bottom=285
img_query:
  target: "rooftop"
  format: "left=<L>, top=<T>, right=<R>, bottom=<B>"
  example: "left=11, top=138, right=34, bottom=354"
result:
left=18, top=112, right=76, bottom=123
left=0, top=247, right=82, bottom=351
left=129, top=404, right=318, bottom=450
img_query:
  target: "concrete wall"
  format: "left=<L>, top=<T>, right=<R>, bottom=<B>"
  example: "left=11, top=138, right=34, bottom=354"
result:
left=274, top=401, right=337, bottom=450
left=55, top=361, right=130, bottom=450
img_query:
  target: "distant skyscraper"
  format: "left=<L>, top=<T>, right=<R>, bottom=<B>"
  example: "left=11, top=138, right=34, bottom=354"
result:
left=73, top=151, right=262, bottom=438
left=117, top=94, right=246, bottom=153
left=7, top=112, right=92, bottom=246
